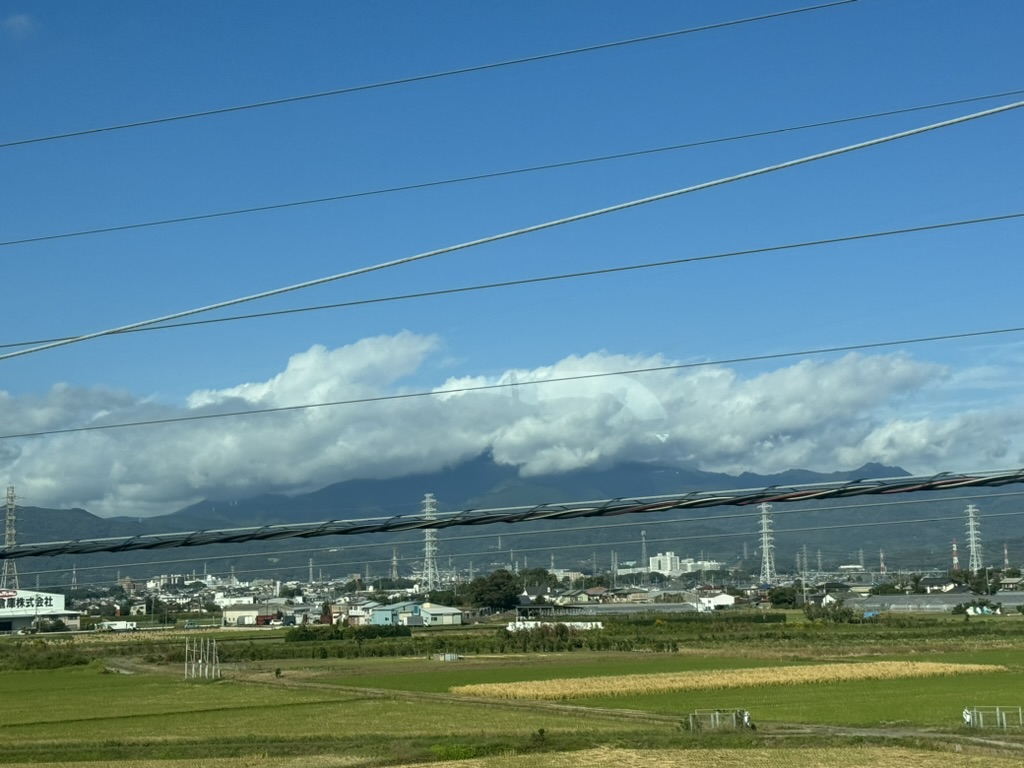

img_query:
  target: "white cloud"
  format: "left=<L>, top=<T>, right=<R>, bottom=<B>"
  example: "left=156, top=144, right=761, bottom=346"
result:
left=3, top=13, right=34, bottom=38
left=1, top=333, right=1019, bottom=518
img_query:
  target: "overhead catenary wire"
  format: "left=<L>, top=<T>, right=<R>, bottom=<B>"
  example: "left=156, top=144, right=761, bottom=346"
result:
left=29, top=498, right=1022, bottom=591
left=5, top=86, right=1022, bottom=250
left=5, top=321, right=1024, bottom=441
left=3, top=98, right=1021, bottom=366
left=0, top=1, right=857, bottom=151
left=2, top=468, right=1022, bottom=560
left=28, top=503, right=1024, bottom=591
left=20, top=489, right=1024, bottom=584
left=3, top=210, right=1021, bottom=350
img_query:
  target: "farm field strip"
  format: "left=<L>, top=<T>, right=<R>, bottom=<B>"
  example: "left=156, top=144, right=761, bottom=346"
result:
left=6, top=745, right=1024, bottom=768
left=450, top=661, right=1007, bottom=699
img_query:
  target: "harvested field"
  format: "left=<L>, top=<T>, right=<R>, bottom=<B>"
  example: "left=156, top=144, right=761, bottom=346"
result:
left=450, top=661, right=1006, bottom=700
left=8, top=746, right=1014, bottom=768
left=397, top=747, right=1024, bottom=767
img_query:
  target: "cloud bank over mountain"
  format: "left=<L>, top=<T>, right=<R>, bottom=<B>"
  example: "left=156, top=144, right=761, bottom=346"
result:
left=2, top=331, right=1020, bottom=517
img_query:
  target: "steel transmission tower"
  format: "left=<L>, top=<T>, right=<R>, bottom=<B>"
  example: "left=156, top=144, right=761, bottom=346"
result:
left=421, top=493, right=440, bottom=591
left=965, top=504, right=983, bottom=575
left=2, top=486, right=18, bottom=590
left=391, top=547, right=399, bottom=581
left=758, top=503, right=776, bottom=585
left=640, top=530, right=650, bottom=588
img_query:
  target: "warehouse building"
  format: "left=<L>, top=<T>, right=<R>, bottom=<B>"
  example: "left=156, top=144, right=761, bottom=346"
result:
left=0, top=588, right=81, bottom=633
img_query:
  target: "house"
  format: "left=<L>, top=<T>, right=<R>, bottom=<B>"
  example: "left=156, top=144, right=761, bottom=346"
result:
left=583, top=587, right=609, bottom=602
left=345, top=600, right=381, bottom=626
left=998, top=577, right=1024, bottom=592
left=919, top=577, right=959, bottom=594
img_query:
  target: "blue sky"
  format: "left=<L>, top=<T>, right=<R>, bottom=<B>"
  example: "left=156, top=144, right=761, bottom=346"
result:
left=1, top=1, right=1022, bottom=517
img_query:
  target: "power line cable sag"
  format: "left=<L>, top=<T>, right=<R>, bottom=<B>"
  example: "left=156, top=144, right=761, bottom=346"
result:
left=2, top=99, right=1021, bottom=365
left=20, top=490, right=1024, bottom=582
left=4, top=322, right=1024, bottom=441
left=3, top=210, right=1020, bottom=350
left=27, top=502, right=1024, bottom=589
left=5, top=86, right=1022, bottom=250
left=0, top=1, right=856, bottom=150
left=3, top=469, right=1021, bottom=559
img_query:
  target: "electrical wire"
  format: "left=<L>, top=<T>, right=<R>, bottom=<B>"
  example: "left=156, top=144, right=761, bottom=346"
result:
left=5, top=321, right=1024, bottom=441
left=5, top=87, right=1021, bottom=250
left=3, top=210, right=1020, bottom=351
left=0, top=2, right=857, bottom=150
left=3, top=98, right=1020, bottom=366
left=21, top=489, right=1024, bottom=586
left=3, top=468, right=1022, bottom=560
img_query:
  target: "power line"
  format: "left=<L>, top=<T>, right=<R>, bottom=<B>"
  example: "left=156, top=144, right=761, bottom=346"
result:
left=3, top=210, right=1020, bottom=351
left=3, top=99, right=1020, bottom=366
left=5, top=86, right=1021, bottom=250
left=27, top=496, right=1024, bottom=590
left=0, top=2, right=856, bottom=151
left=20, top=489, right=1024, bottom=583
left=2, top=468, right=1022, bottom=559
left=4, top=321, right=1024, bottom=441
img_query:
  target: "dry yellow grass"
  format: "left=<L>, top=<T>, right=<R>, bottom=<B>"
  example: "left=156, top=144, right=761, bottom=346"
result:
left=410, top=747, right=1024, bottom=768
left=6, top=746, right=1015, bottom=768
left=450, top=661, right=1006, bottom=700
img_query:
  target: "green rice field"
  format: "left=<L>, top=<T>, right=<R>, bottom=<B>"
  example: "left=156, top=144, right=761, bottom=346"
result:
left=3, top=623, right=1024, bottom=766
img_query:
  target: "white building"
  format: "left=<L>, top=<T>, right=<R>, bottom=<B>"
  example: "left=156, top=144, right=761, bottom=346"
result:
left=0, top=588, right=80, bottom=633
left=698, top=593, right=736, bottom=612
left=650, top=552, right=725, bottom=577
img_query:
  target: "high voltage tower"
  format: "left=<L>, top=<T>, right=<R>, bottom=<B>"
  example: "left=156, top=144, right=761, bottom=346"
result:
left=966, top=504, right=983, bottom=575
left=1, top=486, right=17, bottom=589
left=421, top=493, right=440, bottom=591
left=758, top=502, right=776, bottom=585
left=640, top=529, right=650, bottom=589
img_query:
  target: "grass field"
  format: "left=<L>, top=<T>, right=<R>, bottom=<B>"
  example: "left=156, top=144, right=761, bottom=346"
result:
left=4, top=623, right=1024, bottom=766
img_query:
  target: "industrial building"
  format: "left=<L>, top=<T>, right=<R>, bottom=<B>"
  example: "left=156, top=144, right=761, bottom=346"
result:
left=0, top=588, right=81, bottom=633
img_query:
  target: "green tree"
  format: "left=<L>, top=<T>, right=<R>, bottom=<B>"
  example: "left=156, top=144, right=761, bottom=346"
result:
left=466, top=570, right=520, bottom=611
left=517, top=568, right=559, bottom=589
left=768, top=586, right=798, bottom=608
left=804, top=599, right=855, bottom=623
left=869, top=582, right=904, bottom=595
